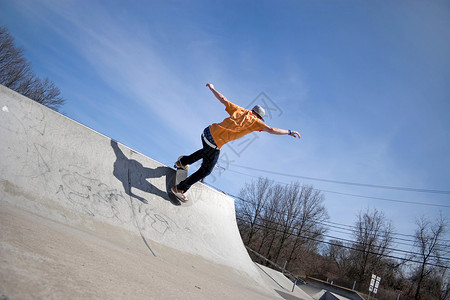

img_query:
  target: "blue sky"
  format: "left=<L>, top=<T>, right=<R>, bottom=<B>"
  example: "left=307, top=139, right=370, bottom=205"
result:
left=1, top=0, right=449, bottom=254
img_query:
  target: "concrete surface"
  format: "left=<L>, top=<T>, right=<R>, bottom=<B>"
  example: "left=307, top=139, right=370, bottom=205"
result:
left=255, top=264, right=314, bottom=300
left=0, top=85, right=308, bottom=299
left=301, top=277, right=364, bottom=300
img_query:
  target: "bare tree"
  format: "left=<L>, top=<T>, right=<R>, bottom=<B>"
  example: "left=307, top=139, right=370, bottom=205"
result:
left=0, top=26, right=65, bottom=111
left=327, top=239, right=352, bottom=278
left=440, top=272, right=450, bottom=300
left=236, top=177, right=273, bottom=245
left=285, top=185, right=328, bottom=267
left=410, top=215, right=448, bottom=300
left=350, top=208, right=394, bottom=283
left=257, top=183, right=283, bottom=256
left=272, top=183, right=303, bottom=264
left=237, top=178, right=328, bottom=272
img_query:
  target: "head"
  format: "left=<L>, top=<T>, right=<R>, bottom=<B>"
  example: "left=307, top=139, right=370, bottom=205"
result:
left=252, top=105, right=265, bottom=121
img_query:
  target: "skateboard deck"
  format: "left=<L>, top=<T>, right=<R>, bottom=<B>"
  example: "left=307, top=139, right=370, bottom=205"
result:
left=175, top=168, right=188, bottom=186
left=168, top=166, right=189, bottom=204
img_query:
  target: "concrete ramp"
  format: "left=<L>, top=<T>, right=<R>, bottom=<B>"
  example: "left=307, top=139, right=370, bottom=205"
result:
left=0, top=85, right=289, bottom=299
left=255, top=264, right=314, bottom=300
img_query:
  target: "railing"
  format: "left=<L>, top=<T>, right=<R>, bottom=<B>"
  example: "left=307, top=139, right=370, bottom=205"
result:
left=245, top=246, right=305, bottom=292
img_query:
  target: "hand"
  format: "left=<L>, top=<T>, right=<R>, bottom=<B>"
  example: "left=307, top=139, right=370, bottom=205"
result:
left=206, top=83, right=214, bottom=89
left=289, top=130, right=301, bottom=139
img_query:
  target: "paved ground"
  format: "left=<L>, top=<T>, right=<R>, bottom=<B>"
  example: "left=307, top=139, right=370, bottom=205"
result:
left=1, top=204, right=282, bottom=299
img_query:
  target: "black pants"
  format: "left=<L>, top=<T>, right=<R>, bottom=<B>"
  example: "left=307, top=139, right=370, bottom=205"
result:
left=177, top=137, right=220, bottom=192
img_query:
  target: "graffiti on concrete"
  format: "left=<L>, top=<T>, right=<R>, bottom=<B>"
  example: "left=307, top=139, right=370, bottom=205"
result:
left=56, top=168, right=133, bottom=223
left=139, top=206, right=180, bottom=235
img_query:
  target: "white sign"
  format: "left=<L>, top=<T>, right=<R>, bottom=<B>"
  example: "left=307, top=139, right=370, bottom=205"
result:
left=369, top=274, right=381, bottom=294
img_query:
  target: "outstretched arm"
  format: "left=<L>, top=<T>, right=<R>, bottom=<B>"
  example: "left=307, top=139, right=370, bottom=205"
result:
left=262, top=125, right=301, bottom=139
left=206, top=83, right=228, bottom=106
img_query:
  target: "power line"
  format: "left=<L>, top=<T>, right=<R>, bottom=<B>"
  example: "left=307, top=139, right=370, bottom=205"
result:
left=238, top=211, right=450, bottom=262
left=316, top=223, right=420, bottom=248
left=237, top=216, right=449, bottom=269
left=218, top=186, right=450, bottom=250
left=322, top=189, right=450, bottom=208
left=218, top=167, right=450, bottom=208
left=204, top=182, right=450, bottom=268
left=311, top=219, right=449, bottom=248
left=321, top=219, right=450, bottom=243
left=229, top=164, right=450, bottom=195
left=237, top=206, right=450, bottom=260
left=221, top=186, right=450, bottom=246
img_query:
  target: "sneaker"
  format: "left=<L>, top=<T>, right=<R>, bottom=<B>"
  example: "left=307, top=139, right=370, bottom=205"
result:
left=171, top=186, right=188, bottom=202
left=174, top=156, right=190, bottom=170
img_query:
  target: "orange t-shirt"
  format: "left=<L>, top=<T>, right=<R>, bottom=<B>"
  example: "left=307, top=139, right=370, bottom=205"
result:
left=209, top=100, right=266, bottom=149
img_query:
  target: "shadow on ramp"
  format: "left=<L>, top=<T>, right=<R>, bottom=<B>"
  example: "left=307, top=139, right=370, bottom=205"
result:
left=111, top=140, right=179, bottom=206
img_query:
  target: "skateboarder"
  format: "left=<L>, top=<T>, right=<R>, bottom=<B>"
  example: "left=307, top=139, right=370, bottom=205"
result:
left=171, top=83, right=301, bottom=202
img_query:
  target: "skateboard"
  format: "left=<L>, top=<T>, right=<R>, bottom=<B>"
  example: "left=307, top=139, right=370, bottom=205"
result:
left=170, top=164, right=188, bottom=203
left=174, top=167, right=188, bottom=187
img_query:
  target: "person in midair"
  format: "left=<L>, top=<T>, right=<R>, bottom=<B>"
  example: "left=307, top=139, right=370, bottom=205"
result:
left=171, top=83, right=301, bottom=202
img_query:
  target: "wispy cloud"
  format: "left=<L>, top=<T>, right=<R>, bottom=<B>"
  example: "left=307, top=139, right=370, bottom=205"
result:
left=17, top=0, right=232, bottom=150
